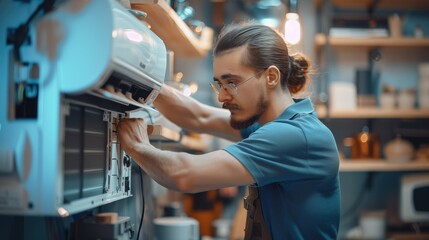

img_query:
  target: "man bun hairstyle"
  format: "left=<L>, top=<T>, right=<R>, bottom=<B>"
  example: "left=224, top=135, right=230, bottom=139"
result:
left=288, top=54, right=310, bottom=94
left=214, top=22, right=311, bottom=95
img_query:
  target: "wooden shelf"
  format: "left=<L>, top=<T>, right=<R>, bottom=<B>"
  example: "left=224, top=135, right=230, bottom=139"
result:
left=131, top=0, right=213, bottom=57
left=148, top=125, right=209, bottom=152
left=315, top=34, right=429, bottom=48
left=314, top=0, right=429, bottom=11
left=148, top=124, right=181, bottom=142
left=316, top=106, right=429, bottom=119
left=340, top=160, right=429, bottom=172
left=387, top=233, right=429, bottom=240
left=159, top=135, right=210, bottom=152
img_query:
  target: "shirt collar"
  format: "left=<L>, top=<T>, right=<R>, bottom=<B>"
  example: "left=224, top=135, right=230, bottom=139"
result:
left=279, top=98, right=315, bottom=120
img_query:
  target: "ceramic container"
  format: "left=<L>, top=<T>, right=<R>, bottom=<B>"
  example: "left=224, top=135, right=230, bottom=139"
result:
left=384, top=135, right=414, bottom=163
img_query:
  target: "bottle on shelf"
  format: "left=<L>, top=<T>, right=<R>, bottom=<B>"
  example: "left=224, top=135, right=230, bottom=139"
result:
left=351, top=126, right=381, bottom=160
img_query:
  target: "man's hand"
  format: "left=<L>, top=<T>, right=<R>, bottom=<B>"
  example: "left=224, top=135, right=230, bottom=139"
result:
left=117, top=118, right=152, bottom=156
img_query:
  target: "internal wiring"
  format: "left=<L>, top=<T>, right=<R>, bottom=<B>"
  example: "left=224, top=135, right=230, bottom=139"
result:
left=16, top=82, right=25, bottom=103
left=115, top=157, right=121, bottom=191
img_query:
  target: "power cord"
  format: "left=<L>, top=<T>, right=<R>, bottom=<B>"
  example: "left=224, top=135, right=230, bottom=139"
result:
left=136, top=167, right=145, bottom=240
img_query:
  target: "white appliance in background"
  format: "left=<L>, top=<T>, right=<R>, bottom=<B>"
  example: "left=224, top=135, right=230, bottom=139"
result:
left=0, top=0, right=166, bottom=216
left=400, top=173, right=429, bottom=222
left=153, top=217, right=199, bottom=240
left=329, top=81, right=357, bottom=110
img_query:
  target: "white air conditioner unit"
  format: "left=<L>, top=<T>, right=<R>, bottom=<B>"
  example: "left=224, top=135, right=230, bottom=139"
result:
left=0, top=0, right=166, bottom=216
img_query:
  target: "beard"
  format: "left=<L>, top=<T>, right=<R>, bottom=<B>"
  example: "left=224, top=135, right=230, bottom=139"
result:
left=230, top=113, right=260, bottom=129
left=223, top=94, right=268, bottom=130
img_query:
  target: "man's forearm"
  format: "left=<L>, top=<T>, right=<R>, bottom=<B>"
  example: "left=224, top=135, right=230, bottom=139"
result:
left=154, top=84, right=207, bottom=132
left=128, top=142, right=190, bottom=191
left=154, top=84, right=240, bottom=141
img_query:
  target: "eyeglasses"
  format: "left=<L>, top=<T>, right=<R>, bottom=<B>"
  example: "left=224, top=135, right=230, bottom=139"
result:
left=210, top=69, right=266, bottom=96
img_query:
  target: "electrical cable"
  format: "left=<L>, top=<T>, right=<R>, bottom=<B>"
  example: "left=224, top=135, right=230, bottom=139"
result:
left=142, top=107, right=154, bottom=124
left=136, top=168, right=145, bottom=240
left=13, top=0, right=55, bottom=62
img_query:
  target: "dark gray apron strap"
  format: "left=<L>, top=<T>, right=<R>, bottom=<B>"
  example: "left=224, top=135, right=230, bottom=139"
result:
left=243, top=185, right=272, bottom=240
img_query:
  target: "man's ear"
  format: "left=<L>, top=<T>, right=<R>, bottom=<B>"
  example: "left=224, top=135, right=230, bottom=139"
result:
left=266, top=65, right=280, bottom=88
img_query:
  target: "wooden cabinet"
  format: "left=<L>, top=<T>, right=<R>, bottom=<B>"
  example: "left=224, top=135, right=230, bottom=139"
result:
left=131, top=0, right=213, bottom=57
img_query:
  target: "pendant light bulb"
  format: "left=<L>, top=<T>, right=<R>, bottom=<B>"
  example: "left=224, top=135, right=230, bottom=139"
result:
left=284, top=12, right=301, bottom=45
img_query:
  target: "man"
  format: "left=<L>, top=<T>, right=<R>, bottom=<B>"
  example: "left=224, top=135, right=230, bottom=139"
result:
left=118, top=23, right=340, bottom=239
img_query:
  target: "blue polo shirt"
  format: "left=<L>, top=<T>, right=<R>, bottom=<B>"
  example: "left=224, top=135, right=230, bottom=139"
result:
left=224, top=98, right=340, bottom=240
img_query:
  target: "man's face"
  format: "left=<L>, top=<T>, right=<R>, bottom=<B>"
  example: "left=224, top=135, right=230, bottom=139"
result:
left=213, top=47, right=268, bottom=129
